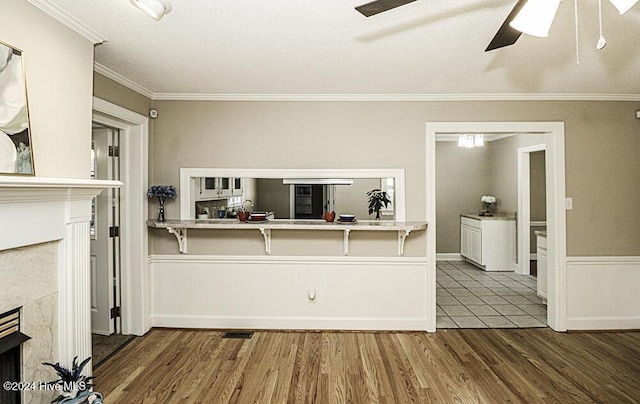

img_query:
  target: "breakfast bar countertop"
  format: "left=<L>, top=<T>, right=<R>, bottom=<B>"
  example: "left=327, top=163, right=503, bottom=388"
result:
left=147, top=219, right=427, bottom=231
left=147, top=219, right=427, bottom=255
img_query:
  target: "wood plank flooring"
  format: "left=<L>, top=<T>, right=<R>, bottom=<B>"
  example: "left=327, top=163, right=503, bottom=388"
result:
left=94, top=328, right=640, bottom=403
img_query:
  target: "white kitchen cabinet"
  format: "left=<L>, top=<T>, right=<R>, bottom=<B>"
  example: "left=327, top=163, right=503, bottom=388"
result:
left=460, top=215, right=516, bottom=271
left=232, top=177, right=243, bottom=196
left=535, top=231, right=547, bottom=301
left=198, top=177, right=238, bottom=200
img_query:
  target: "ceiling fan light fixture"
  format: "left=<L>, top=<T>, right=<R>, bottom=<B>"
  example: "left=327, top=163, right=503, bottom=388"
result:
left=509, top=0, right=561, bottom=37
left=130, top=0, right=172, bottom=20
left=608, top=0, right=639, bottom=14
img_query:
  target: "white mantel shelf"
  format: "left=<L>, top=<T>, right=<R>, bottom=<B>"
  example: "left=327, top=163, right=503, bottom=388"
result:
left=147, top=219, right=427, bottom=256
left=0, top=176, right=122, bottom=202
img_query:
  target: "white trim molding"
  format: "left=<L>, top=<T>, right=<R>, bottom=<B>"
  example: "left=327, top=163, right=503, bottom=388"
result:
left=566, top=257, right=640, bottom=330
left=426, top=122, right=567, bottom=332
left=94, top=63, right=154, bottom=100
left=179, top=168, right=406, bottom=221
left=517, top=143, right=546, bottom=276
left=152, top=93, right=640, bottom=102
left=27, top=0, right=106, bottom=44
left=93, top=97, right=150, bottom=336
left=149, top=255, right=430, bottom=331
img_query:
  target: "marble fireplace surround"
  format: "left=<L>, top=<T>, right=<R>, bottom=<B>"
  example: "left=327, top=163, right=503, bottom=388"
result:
left=0, top=177, right=119, bottom=391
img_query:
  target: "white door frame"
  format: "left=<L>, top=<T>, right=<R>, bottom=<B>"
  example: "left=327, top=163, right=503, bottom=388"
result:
left=92, top=97, right=150, bottom=336
left=426, top=122, right=567, bottom=332
left=517, top=143, right=546, bottom=276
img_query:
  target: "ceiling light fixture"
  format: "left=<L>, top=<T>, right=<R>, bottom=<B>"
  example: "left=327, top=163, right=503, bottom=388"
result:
left=509, top=0, right=561, bottom=37
left=130, top=0, right=172, bottom=21
left=458, top=135, right=484, bottom=148
left=510, top=0, right=638, bottom=39
left=609, top=0, right=639, bottom=14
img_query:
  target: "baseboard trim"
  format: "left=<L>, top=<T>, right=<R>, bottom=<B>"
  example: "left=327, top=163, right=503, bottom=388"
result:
left=436, top=253, right=462, bottom=261
left=151, top=315, right=428, bottom=331
left=566, top=317, right=640, bottom=330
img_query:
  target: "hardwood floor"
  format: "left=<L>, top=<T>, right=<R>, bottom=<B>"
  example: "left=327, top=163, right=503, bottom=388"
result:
left=94, top=328, right=640, bottom=403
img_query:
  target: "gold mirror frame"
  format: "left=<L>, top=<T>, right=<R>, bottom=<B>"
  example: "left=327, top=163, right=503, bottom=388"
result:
left=0, top=40, right=34, bottom=175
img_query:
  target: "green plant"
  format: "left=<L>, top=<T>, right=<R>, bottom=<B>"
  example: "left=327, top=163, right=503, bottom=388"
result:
left=367, top=189, right=391, bottom=220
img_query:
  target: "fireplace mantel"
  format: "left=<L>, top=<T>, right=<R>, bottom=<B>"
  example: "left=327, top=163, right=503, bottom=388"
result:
left=0, top=176, right=119, bottom=201
left=0, top=176, right=121, bottom=379
left=0, top=177, right=121, bottom=252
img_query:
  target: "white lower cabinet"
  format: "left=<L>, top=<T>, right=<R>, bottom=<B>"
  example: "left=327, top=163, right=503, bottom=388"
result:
left=460, top=215, right=516, bottom=271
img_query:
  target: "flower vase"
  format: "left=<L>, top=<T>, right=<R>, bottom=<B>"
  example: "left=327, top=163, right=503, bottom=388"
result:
left=157, top=199, right=166, bottom=222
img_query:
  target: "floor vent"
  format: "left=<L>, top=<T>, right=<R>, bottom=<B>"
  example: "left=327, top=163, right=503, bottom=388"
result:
left=222, top=331, right=254, bottom=339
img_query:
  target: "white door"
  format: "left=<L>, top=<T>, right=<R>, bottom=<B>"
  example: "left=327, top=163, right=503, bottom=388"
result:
left=90, top=127, right=121, bottom=335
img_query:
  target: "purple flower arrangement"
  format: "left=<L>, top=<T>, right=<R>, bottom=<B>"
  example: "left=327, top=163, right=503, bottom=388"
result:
left=146, top=185, right=177, bottom=201
left=147, top=185, right=176, bottom=221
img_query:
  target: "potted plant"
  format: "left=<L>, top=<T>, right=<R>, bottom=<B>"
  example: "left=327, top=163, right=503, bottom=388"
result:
left=42, top=356, right=102, bottom=403
left=367, top=189, right=391, bottom=220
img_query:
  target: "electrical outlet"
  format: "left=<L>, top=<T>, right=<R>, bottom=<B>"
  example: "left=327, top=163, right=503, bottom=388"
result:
left=308, top=289, right=317, bottom=303
left=565, top=197, right=573, bottom=210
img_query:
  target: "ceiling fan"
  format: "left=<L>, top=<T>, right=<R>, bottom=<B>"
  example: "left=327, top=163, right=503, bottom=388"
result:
left=355, top=0, right=639, bottom=51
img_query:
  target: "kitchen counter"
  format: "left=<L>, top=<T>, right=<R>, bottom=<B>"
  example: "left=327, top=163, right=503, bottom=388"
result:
left=147, top=219, right=427, bottom=255
left=460, top=213, right=516, bottom=221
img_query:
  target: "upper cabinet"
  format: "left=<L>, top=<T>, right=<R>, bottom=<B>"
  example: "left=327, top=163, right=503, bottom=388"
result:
left=198, top=177, right=238, bottom=200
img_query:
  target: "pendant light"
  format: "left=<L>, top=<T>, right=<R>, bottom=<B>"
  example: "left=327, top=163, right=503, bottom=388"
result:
left=509, top=0, right=561, bottom=37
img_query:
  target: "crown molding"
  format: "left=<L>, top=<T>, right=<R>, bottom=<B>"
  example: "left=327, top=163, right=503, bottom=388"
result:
left=27, top=0, right=106, bottom=44
left=94, top=63, right=154, bottom=99
left=91, top=65, right=640, bottom=102
left=150, top=92, right=640, bottom=102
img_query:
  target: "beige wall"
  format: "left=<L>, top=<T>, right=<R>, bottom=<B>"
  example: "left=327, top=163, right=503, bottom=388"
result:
left=489, top=134, right=546, bottom=213
left=436, top=141, right=491, bottom=253
left=1, top=0, right=94, bottom=178
left=93, top=73, right=152, bottom=117
left=148, top=100, right=640, bottom=257
left=530, top=150, right=546, bottom=221
left=436, top=135, right=545, bottom=254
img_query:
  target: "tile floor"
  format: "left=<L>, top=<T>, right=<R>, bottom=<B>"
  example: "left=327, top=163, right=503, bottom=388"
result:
left=437, top=260, right=547, bottom=329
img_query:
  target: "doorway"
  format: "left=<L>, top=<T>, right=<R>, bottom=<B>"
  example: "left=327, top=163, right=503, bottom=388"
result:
left=90, top=125, right=121, bottom=336
left=426, top=122, right=567, bottom=332
left=90, top=125, right=135, bottom=367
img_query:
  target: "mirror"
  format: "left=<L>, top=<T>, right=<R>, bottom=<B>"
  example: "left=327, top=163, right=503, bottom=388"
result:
left=0, top=40, right=34, bottom=175
left=180, top=169, right=406, bottom=221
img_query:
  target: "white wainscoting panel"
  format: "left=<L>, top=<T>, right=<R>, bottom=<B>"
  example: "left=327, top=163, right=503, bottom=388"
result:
left=150, top=255, right=429, bottom=331
left=566, top=257, right=640, bottom=330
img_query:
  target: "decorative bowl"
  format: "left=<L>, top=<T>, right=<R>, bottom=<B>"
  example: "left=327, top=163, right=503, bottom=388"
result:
left=237, top=211, right=250, bottom=222
left=339, top=214, right=355, bottom=222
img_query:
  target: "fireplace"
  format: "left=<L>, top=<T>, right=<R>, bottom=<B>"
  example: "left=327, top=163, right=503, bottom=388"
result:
left=0, top=308, right=31, bottom=404
left=0, top=177, right=113, bottom=404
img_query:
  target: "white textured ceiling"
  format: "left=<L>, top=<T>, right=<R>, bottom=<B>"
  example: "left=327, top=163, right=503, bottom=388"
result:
left=45, top=0, right=640, bottom=98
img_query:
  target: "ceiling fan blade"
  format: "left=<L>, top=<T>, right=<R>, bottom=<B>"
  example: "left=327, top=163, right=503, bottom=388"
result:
left=485, top=0, right=527, bottom=52
left=355, top=0, right=418, bottom=17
